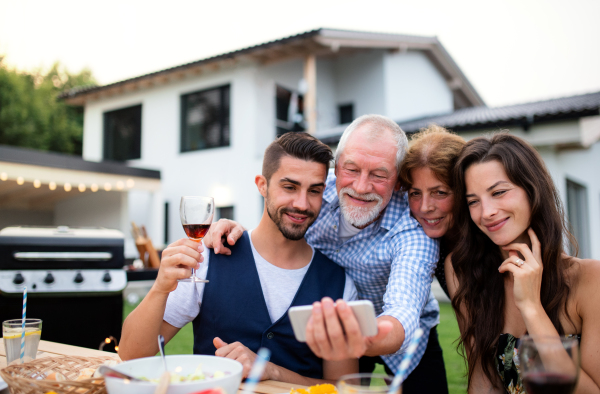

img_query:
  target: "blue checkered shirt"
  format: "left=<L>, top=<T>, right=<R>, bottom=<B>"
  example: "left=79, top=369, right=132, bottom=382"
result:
left=305, top=173, right=440, bottom=376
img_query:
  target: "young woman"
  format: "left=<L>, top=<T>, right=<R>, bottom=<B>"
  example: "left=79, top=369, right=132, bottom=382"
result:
left=445, top=133, right=600, bottom=393
left=398, top=125, right=465, bottom=297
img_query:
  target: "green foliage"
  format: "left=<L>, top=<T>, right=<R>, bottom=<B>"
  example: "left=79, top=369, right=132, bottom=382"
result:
left=0, top=57, right=96, bottom=155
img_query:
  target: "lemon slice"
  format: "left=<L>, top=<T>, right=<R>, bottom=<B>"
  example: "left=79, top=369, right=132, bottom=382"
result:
left=3, top=330, right=41, bottom=339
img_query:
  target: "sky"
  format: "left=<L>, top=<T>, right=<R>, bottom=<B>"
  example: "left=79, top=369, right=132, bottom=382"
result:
left=1, top=0, right=599, bottom=107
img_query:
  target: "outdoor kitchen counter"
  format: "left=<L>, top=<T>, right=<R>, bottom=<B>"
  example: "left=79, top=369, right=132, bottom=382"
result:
left=0, top=340, right=304, bottom=393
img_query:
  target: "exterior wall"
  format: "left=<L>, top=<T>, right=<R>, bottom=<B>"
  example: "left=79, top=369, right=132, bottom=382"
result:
left=458, top=118, right=600, bottom=260
left=53, top=191, right=135, bottom=254
left=383, top=50, right=454, bottom=122
left=333, top=50, right=386, bottom=119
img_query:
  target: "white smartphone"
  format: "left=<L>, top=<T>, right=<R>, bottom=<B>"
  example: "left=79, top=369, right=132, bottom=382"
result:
left=288, top=300, right=378, bottom=342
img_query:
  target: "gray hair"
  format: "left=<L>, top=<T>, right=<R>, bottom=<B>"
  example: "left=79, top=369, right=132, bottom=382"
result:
left=334, top=114, right=408, bottom=172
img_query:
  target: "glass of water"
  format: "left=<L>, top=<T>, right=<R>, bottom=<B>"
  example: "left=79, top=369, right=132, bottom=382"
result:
left=338, top=373, right=399, bottom=394
left=2, top=319, right=42, bottom=365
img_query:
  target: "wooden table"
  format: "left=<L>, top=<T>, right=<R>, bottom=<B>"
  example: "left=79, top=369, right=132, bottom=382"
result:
left=0, top=341, right=302, bottom=394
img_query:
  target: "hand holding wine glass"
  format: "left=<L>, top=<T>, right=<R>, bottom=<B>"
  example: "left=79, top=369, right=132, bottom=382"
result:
left=179, top=196, right=214, bottom=283
left=520, top=335, right=580, bottom=394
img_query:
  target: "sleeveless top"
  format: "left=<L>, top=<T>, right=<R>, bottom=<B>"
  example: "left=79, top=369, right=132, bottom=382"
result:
left=495, top=333, right=581, bottom=393
left=192, top=231, right=347, bottom=379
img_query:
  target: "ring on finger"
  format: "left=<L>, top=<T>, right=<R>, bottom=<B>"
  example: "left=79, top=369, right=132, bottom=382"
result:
left=515, top=258, right=525, bottom=267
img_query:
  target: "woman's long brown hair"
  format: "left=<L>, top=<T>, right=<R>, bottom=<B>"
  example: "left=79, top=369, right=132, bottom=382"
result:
left=451, top=133, right=576, bottom=388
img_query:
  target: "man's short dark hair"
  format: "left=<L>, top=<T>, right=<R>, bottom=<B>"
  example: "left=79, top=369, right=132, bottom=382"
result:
left=262, top=132, right=333, bottom=183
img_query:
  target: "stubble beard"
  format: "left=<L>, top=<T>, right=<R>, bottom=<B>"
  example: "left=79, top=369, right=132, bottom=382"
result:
left=266, top=190, right=316, bottom=241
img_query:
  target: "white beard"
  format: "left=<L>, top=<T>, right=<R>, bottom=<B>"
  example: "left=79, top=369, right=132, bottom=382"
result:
left=338, top=187, right=384, bottom=228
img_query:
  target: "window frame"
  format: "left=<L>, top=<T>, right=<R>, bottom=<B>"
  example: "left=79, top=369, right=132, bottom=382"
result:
left=103, top=104, right=143, bottom=161
left=566, top=178, right=591, bottom=258
left=180, top=84, right=231, bottom=153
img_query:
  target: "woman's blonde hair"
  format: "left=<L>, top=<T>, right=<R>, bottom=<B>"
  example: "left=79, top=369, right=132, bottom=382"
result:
left=398, top=124, right=465, bottom=191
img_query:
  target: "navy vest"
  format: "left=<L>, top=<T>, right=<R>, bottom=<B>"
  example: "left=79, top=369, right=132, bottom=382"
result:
left=193, top=232, right=346, bottom=378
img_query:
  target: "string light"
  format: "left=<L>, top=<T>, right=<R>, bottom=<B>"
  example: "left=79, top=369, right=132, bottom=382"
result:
left=91, top=184, right=98, bottom=192
left=126, top=179, right=135, bottom=188
left=78, top=183, right=86, bottom=192
left=105, top=338, right=111, bottom=344
left=49, top=182, right=57, bottom=190
left=104, top=183, right=112, bottom=191
left=0, top=172, right=7, bottom=181
left=16, top=177, right=24, bottom=185
left=33, top=180, right=41, bottom=188
left=116, top=181, right=124, bottom=190
left=64, top=183, right=72, bottom=192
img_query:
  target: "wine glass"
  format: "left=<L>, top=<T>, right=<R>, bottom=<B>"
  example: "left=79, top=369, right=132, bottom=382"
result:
left=520, top=335, right=580, bottom=394
left=179, top=196, right=214, bottom=283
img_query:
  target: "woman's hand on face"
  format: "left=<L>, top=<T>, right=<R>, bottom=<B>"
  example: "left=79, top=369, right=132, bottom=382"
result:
left=498, top=228, right=543, bottom=316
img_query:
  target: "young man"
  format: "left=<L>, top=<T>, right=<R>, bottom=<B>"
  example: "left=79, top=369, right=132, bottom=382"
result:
left=205, top=115, right=448, bottom=394
left=119, top=132, right=358, bottom=384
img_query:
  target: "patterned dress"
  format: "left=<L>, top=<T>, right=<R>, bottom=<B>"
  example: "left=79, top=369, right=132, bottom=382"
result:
left=494, top=333, right=581, bottom=394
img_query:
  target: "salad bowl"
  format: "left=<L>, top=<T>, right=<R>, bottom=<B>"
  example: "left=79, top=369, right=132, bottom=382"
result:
left=104, top=355, right=243, bottom=394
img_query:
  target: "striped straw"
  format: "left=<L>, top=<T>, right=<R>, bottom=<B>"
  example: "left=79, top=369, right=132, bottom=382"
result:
left=387, top=328, right=424, bottom=394
left=240, top=348, right=271, bottom=394
left=20, top=286, right=27, bottom=364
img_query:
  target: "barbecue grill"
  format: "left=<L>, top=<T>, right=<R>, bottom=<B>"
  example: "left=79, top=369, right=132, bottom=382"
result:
left=0, top=226, right=127, bottom=350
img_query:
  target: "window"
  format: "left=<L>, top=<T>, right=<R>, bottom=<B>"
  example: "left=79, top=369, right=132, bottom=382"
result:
left=181, top=85, right=230, bottom=152
left=103, top=105, right=142, bottom=161
left=276, top=85, right=305, bottom=136
left=566, top=179, right=590, bottom=258
left=338, top=103, right=354, bottom=125
left=217, top=206, right=235, bottom=221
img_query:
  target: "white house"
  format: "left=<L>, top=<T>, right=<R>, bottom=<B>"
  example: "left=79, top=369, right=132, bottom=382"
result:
left=58, top=28, right=600, bottom=260
left=60, top=28, right=483, bottom=255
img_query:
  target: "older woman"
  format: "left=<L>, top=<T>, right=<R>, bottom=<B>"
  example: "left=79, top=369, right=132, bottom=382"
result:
left=445, top=133, right=600, bottom=393
left=398, top=125, right=465, bottom=296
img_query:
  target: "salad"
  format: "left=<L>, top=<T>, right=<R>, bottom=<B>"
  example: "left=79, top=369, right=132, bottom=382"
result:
left=140, top=365, right=227, bottom=384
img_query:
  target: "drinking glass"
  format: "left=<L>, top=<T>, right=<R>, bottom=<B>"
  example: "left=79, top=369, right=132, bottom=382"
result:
left=179, top=196, right=214, bottom=283
left=2, top=319, right=42, bottom=365
left=520, top=335, right=580, bottom=394
left=337, top=373, right=399, bottom=394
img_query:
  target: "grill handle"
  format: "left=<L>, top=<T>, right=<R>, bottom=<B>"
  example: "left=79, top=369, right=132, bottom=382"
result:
left=13, top=252, right=113, bottom=261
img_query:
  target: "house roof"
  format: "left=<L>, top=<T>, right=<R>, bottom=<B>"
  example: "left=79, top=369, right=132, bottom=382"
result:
left=59, top=28, right=484, bottom=108
left=318, top=91, right=600, bottom=144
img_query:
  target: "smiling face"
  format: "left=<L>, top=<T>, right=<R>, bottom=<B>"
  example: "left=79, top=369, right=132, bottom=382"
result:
left=408, top=166, right=454, bottom=239
left=335, top=126, right=400, bottom=228
left=262, top=155, right=327, bottom=241
left=465, top=160, right=531, bottom=246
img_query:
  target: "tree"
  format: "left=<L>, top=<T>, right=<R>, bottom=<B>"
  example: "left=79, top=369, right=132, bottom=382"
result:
left=0, top=57, right=96, bottom=155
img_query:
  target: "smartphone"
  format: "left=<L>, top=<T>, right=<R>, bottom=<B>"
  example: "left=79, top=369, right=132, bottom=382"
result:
left=288, top=300, right=378, bottom=342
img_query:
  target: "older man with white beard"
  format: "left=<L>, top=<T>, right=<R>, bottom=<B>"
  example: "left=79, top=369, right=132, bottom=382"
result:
left=206, top=115, right=447, bottom=394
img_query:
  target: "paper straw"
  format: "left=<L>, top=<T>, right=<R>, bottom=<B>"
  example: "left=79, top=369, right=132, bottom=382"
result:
left=387, top=328, right=424, bottom=394
left=20, top=286, right=27, bottom=364
left=241, top=348, right=271, bottom=394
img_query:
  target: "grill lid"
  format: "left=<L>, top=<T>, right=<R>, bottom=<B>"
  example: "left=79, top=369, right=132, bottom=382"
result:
left=0, top=226, right=125, bottom=270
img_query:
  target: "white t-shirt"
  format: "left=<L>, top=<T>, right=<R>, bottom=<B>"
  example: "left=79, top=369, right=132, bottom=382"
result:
left=164, top=230, right=358, bottom=328
left=338, top=215, right=362, bottom=243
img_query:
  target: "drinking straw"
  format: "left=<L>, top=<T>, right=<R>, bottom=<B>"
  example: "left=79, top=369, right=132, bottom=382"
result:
left=241, top=348, right=271, bottom=394
left=387, top=328, right=424, bottom=394
left=20, top=286, right=27, bottom=364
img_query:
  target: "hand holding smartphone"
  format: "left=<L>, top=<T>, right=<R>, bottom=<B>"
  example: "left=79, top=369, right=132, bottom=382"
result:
left=288, top=300, right=378, bottom=342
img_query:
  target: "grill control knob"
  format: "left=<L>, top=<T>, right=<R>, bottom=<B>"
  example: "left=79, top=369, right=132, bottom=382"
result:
left=44, top=273, right=55, bottom=284
left=102, top=272, right=112, bottom=283
left=74, top=272, right=84, bottom=284
left=13, top=273, right=25, bottom=285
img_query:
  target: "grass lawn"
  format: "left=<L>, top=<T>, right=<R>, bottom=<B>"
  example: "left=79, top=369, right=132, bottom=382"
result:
left=123, top=301, right=467, bottom=393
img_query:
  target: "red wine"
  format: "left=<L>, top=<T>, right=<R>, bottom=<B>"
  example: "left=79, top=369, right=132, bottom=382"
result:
left=523, top=373, right=577, bottom=394
left=183, top=224, right=211, bottom=241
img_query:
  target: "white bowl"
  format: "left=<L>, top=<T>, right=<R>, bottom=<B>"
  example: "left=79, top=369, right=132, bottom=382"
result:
left=104, top=355, right=243, bottom=394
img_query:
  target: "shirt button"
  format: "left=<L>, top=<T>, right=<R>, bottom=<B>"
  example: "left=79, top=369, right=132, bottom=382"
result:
left=266, top=332, right=274, bottom=339
left=336, top=249, right=340, bottom=253
left=333, top=225, right=337, bottom=230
